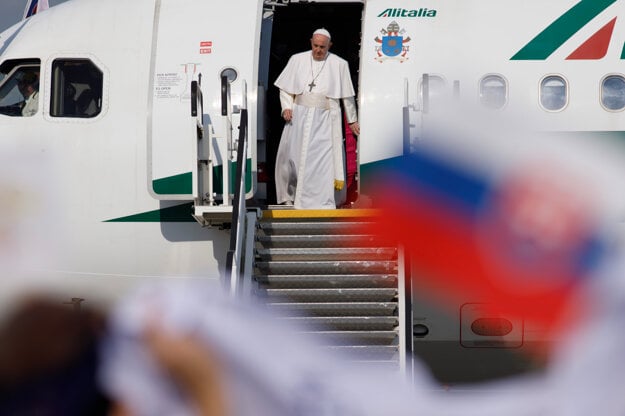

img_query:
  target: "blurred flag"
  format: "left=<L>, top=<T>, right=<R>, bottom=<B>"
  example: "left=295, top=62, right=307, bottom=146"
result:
left=23, top=0, right=49, bottom=19
left=363, top=117, right=625, bottom=337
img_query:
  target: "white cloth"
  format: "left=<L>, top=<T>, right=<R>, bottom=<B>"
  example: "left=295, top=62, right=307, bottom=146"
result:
left=99, top=281, right=431, bottom=416
left=313, top=28, right=331, bottom=39
left=274, top=51, right=357, bottom=209
left=21, top=91, right=38, bottom=117
left=274, top=51, right=355, bottom=99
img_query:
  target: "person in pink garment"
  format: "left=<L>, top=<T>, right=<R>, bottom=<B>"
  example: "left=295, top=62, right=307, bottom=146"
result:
left=343, top=113, right=358, bottom=207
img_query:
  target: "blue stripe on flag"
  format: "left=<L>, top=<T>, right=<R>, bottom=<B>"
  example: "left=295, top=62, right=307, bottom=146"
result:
left=385, top=153, right=491, bottom=218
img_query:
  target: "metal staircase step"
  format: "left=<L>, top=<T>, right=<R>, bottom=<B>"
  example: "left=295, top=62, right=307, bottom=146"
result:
left=257, top=288, right=397, bottom=302
left=325, top=345, right=399, bottom=360
left=299, top=330, right=399, bottom=346
left=256, top=247, right=397, bottom=261
left=266, top=302, right=398, bottom=317
left=256, top=234, right=386, bottom=248
left=255, top=274, right=398, bottom=288
left=346, top=360, right=401, bottom=372
left=258, top=221, right=375, bottom=235
left=280, top=316, right=398, bottom=331
left=255, top=260, right=397, bottom=275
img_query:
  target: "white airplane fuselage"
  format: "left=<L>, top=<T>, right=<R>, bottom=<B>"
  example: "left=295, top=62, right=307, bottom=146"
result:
left=2, top=0, right=625, bottom=382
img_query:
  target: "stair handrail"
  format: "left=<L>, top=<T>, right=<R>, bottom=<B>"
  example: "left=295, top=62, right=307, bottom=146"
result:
left=225, top=80, right=248, bottom=295
left=191, top=78, right=213, bottom=206
left=403, top=78, right=411, bottom=155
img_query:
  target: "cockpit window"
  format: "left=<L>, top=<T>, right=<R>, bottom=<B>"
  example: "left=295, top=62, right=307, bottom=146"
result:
left=0, top=61, right=41, bottom=117
left=50, top=59, right=103, bottom=118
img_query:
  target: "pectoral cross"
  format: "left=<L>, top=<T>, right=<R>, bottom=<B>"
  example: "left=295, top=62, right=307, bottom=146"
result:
left=308, top=80, right=316, bottom=92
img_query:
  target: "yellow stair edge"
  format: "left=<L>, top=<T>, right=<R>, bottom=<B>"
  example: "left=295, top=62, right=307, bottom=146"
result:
left=262, top=208, right=382, bottom=220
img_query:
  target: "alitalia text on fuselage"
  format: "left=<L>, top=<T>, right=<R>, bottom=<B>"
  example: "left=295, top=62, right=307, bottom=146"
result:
left=378, top=8, right=437, bottom=18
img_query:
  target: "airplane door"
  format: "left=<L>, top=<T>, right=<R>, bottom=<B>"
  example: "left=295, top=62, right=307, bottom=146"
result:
left=148, top=0, right=263, bottom=202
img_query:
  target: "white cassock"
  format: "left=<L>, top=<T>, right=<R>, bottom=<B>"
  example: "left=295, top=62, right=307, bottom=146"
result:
left=274, top=51, right=358, bottom=209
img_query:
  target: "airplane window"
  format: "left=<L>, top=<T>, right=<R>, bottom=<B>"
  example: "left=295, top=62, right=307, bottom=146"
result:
left=479, top=75, right=507, bottom=109
left=601, top=75, right=625, bottom=111
left=418, top=75, right=447, bottom=108
left=0, top=62, right=41, bottom=117
left=50, top=59, right=103, bottom=118
left=428, top=76, right=446, bottom=98
left=539, top=75, right=567, bottom=112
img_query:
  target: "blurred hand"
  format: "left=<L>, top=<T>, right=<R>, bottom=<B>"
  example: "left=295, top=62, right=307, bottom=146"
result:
left=144, top=325, right=229, bottom=416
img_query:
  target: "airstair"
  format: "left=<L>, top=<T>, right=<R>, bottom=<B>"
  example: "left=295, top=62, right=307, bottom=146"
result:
left=187, top=76, right=409, bottom=373
left=249, top=209, right=407, bottom=371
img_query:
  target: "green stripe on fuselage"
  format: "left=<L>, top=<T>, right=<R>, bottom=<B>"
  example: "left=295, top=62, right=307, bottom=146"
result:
left=511, top=0, right=617, bottom=60
left=152, top=172, right=192, bottom=195
left=105, top=202, right=196, bottom=222
left=152, top=159, right=253, bottom=196
left=359, top=156, right=403, bottom=197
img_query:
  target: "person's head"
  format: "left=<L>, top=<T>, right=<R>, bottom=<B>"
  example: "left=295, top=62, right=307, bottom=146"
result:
left=17, top=72, right=38, bottom=99
left=310, top=28, right=332, bottom=61
left=0, top=296, right=111, bottom=415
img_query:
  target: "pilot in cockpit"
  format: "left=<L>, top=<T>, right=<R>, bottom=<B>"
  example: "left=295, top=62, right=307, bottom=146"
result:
left=0, top=69, right=40, bottom=117
left=17, top=71, right=39, bottom=117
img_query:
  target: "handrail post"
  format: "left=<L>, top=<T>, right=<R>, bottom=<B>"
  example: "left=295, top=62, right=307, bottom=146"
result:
left=226, top=80, right=249, bottom=295
left=422, top=73, right=429, bottom=115
left=403, top=78, right=410, bottom=155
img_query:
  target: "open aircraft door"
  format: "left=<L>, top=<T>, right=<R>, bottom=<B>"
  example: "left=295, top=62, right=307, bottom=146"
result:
left=359, top=0, right=440, bottom=170
left=147, top=0, right=262, bottom=210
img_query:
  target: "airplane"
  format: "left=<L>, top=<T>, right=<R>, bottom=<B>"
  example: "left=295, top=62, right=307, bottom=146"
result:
left=2, top=0, right=625, bottom=384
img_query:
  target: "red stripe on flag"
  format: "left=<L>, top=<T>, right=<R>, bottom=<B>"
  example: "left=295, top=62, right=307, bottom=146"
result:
left=362, top=184, right=588, bottom=336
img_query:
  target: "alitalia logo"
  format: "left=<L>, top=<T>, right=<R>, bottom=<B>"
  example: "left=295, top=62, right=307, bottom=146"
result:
left=378, top=8, right=437, bottom=18
left=512, top=0, right=622, bottom=60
